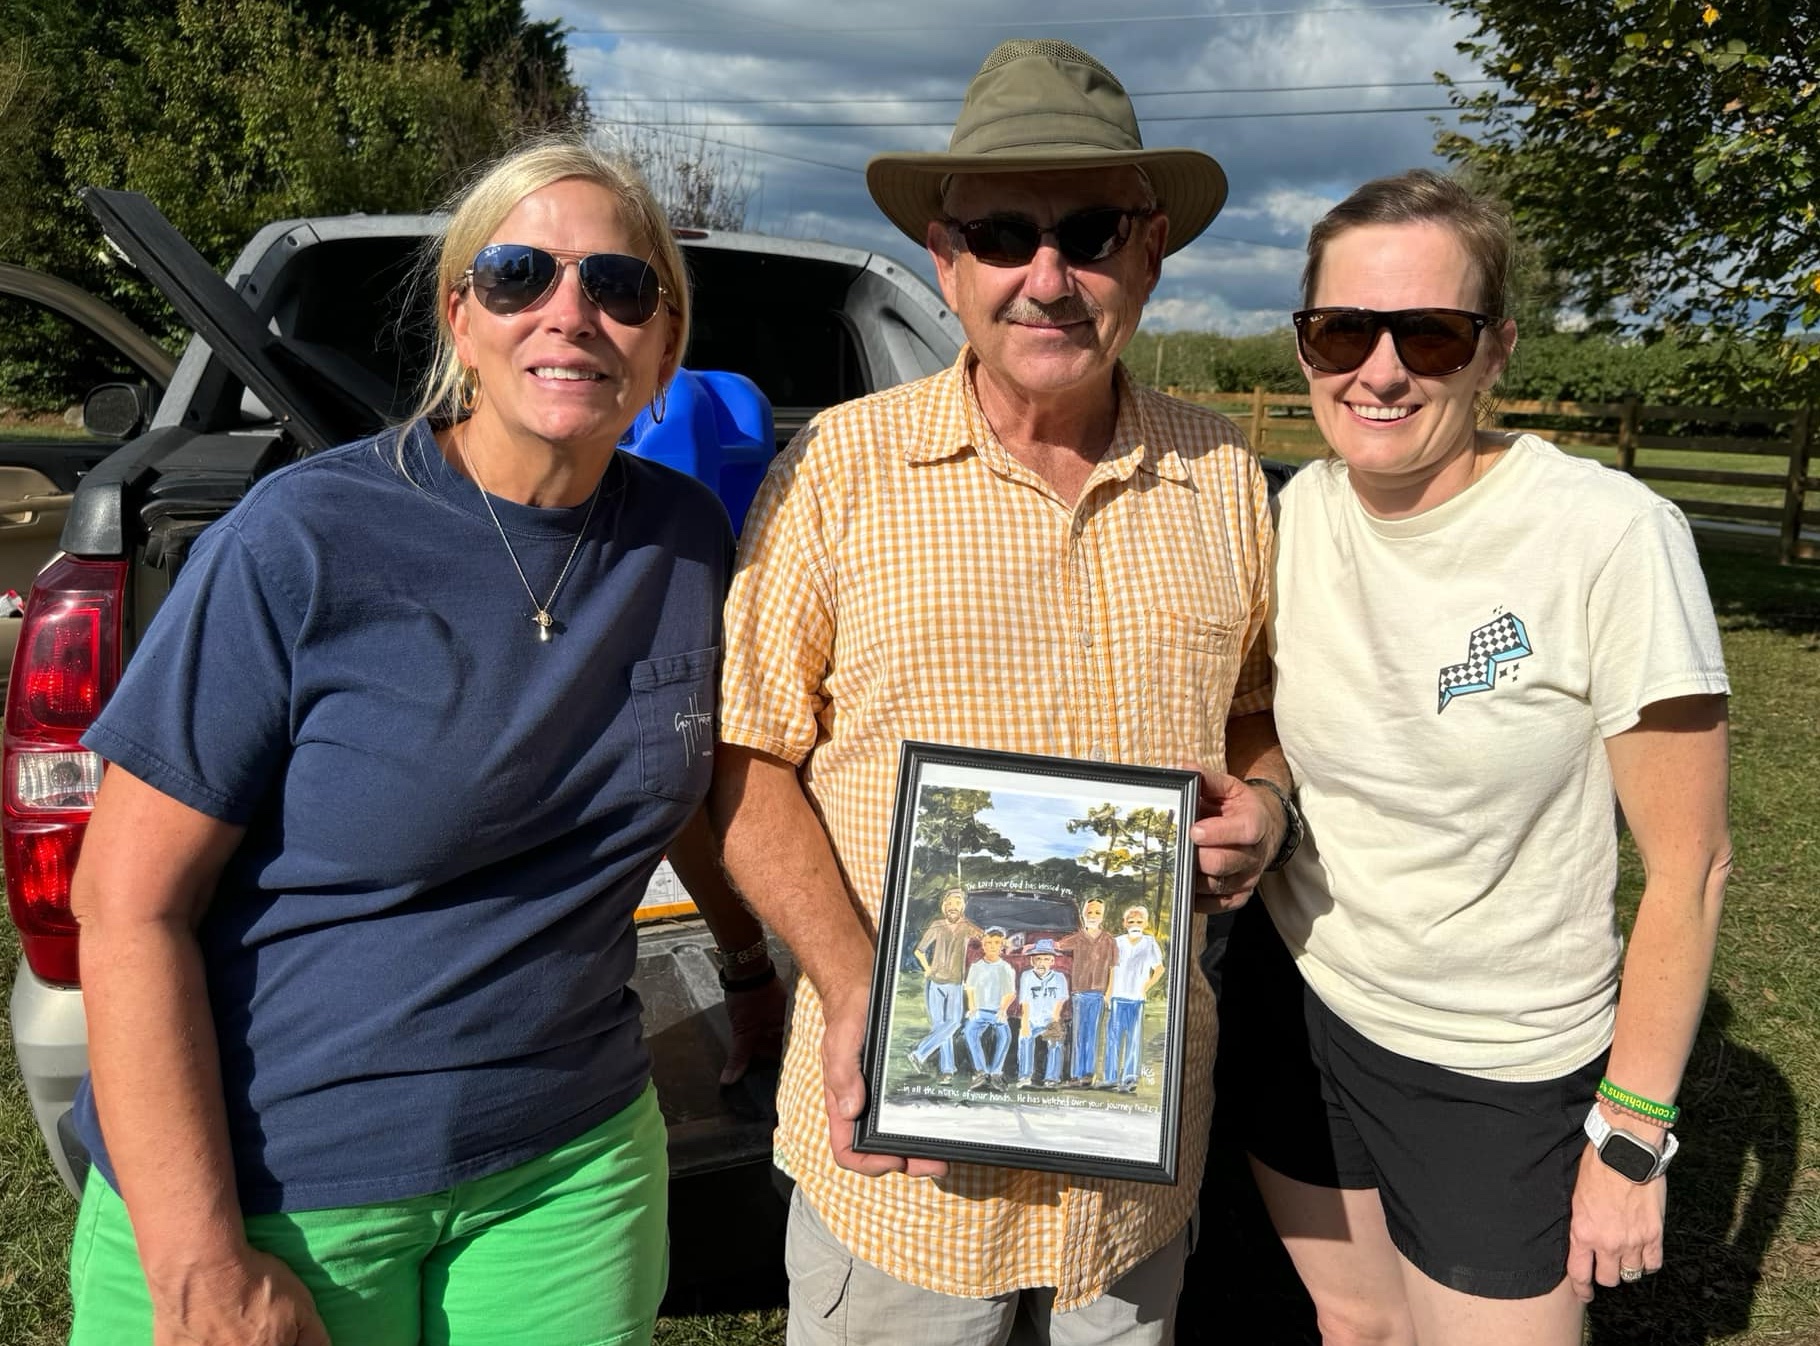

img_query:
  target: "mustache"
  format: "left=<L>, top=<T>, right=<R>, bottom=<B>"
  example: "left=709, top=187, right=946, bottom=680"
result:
left=999, top=294, right=1100, bottom=326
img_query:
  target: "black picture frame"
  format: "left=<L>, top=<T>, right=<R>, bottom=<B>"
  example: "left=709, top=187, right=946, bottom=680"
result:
left=854, top=741, right=1200, bottom=1185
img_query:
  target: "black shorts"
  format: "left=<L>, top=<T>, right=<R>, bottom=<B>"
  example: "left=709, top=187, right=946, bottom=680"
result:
left=1219, top=899, right=1606, bottom=1301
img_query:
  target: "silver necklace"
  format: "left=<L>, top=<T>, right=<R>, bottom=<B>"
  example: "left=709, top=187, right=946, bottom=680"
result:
left=461, top=431, right=603, bottom=644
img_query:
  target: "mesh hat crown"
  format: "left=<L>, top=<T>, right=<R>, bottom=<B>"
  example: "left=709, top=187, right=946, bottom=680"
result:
left=866, top=39, right=1228, bottom=256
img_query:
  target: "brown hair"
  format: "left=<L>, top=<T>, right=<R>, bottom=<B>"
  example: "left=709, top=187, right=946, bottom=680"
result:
left=1302, top=169, right=1513, bottom=318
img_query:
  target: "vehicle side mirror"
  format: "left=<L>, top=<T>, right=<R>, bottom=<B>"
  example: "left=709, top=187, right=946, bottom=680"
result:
left=82, top=382, right=153, bottom=439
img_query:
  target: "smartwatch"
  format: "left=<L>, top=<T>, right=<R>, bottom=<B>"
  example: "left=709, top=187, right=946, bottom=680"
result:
left=1244, top=777, right=1304, bottom=872
left=1583, top=1103, right=1678, bottom=1183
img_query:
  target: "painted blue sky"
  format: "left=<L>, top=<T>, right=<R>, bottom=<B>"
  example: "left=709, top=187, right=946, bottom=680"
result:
left=916, top=762, right=1181, bottom=865
left=530, top=0, right=1496, bottom=334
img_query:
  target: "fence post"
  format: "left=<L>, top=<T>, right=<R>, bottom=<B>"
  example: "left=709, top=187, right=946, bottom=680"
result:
left=1616, top=399, right=1639, bottom=475
left=1779, top=405, right=1812, bottom=566
left=1153, top=336, right=1165, bottom=388
left=1250, top=385, right=1266, bottom=451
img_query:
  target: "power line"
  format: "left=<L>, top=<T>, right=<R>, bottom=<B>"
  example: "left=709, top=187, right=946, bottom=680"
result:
left=567, top=2, right=1438, bottom=38
left=587, top=78, right=1499, bottom=106
left=584, top=103, right=1476, bottom=127
left=590, top=116, right=866, bottom=174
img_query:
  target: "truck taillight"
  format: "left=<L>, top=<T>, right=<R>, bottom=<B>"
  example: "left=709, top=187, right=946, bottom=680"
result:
left=4, top=557, right=126, bottom=986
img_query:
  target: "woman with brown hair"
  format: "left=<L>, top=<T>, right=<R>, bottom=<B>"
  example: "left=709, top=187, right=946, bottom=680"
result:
left=1224, top=169, right=1731, bottom=1345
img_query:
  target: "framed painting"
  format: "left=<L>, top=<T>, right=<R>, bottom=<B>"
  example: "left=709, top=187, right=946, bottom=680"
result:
left=854, top=741, right=1199, bottom=1184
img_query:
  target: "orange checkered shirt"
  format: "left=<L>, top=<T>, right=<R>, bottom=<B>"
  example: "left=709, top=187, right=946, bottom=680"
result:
left=719, top=350, right=1273, bottom=1312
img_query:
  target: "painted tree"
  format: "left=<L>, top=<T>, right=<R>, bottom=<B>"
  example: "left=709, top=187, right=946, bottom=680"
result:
left=913, top=788, right=1014, bottom=887
left=1439, top=0, right=1818, bottom=394
left=1122, top=806, right=1180, bottom=905
left=1067, top=802, right=1130, bottom=879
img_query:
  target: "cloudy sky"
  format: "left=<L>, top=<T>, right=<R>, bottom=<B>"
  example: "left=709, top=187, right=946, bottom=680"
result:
left=528, top=0, right=1496, bottom=334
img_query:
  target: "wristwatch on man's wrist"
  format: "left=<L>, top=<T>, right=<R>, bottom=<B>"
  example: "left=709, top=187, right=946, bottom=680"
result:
left=1583, top=1102, right=1679, bottom=1182
left=1244, top=777, right=1304, bottom=872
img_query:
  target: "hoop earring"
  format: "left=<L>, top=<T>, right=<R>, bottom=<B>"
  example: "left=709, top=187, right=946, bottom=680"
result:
left=458, top=366, right=481, bottom=414
left=649, top=381, right=667, bottom=425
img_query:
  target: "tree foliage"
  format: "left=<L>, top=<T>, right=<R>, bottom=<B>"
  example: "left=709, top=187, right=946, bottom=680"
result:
left=913, top=788, right=1014, bottom=887
left=0, top=0, right=585, bottom=408
left=1438, top=0, right=1819, bottom=390
left=1125, top=326, right=1795, bottom=406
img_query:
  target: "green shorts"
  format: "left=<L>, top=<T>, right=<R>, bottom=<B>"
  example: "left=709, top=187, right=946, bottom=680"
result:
left=69, top=1083, right=669, bottom=1346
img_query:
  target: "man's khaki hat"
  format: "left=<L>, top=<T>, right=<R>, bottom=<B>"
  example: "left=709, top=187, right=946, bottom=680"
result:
left=866, top=39, right=1228, bottom=257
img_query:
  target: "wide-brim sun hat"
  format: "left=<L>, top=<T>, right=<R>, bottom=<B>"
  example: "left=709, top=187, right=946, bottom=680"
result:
left=866, top=38, right=1228, bottom=257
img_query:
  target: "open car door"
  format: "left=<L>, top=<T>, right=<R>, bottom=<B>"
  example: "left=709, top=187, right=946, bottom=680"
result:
left=0, top=263, right=178, bottom=698
left=78, top=187, right=391, bottom=453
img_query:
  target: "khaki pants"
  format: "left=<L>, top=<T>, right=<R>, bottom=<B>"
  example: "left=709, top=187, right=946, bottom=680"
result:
left=784, top=1186, right=1192, bottom=1346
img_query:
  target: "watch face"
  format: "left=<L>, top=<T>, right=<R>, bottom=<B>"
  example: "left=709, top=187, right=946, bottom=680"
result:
left=1600, top=1132, right=1660, bottom=1182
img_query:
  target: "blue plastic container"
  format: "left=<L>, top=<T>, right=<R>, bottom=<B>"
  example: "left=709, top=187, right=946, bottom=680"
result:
left=620, top=368, right=774, bottom=533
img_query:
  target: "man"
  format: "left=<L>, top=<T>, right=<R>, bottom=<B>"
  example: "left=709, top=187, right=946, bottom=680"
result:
left=1017, top=939, right=1070, bottom=1089
left=713, top=37, right=1295, bottom=1342
left=962, top=927, right=1018, bottom=1091
left=1102, top=906, right=1167, bottom=1094
left=1057, top=898, right=1117, bottom=1087
left=910, top=888, right=982, bottom=1081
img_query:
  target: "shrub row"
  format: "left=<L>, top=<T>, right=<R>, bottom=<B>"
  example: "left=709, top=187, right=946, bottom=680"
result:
left=1124, top=328, right=1807, bottom=407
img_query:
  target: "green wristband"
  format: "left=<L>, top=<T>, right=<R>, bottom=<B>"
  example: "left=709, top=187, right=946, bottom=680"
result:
left=1597, top=1077, right=1680, bottom=1125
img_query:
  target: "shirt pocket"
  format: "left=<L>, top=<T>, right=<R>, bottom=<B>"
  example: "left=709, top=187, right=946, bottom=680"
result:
left=630, top=645, right=719, bottom=804
left=1141, top=608, right=1243, bottom=771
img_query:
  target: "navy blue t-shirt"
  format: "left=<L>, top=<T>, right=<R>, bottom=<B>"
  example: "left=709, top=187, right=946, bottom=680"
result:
left=75, top=423, right=732, bottom=1213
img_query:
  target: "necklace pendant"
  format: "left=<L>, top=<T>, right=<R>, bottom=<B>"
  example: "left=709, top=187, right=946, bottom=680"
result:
left=534, top=609, right=554, bottom=643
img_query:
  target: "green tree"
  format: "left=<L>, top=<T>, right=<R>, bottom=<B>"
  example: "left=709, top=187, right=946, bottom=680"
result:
left=1438, top=0, right=1819, bottom=394
left=0, top=0, right=585, bottom=409
left=1066, top=802, right=1125, bottom=875
left=1121, top=806, right=1179, bottom=905
left=913, top=788, right=1014, bottom=888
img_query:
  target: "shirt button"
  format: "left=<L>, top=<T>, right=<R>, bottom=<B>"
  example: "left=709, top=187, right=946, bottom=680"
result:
left=1078, top=630, right=1093, bottom=648
left=1091, top=747, right=1109, bottom=762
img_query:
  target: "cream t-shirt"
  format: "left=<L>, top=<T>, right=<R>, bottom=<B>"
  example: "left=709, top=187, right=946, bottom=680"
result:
left=1266, top=435, right=1729, bottom=1080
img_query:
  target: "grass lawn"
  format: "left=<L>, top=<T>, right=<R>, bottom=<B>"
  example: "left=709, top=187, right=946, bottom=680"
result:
left=3, top=547, right=1817, bottom=1345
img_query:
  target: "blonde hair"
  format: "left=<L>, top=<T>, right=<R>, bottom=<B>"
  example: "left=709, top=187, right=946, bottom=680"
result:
left=409, top=134, right=691, bottom=435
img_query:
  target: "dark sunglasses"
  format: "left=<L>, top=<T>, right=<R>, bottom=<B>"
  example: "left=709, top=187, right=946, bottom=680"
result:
left=1292, top=307, right=1492, bottom=377
left=945, top=207, right=1155, bottom=268
left=463, top=243, right=665, bottom=326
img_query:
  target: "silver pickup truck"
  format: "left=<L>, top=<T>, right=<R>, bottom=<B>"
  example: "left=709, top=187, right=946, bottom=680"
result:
left=3, top=189, right=961, bottom=1307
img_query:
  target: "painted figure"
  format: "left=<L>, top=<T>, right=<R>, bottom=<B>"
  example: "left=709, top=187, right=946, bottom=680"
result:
left=908, top=888, right=982, bottom=1079
left=1102, top=906, right=1165, bottom=1093
left=962, top=927, right=1017, bottom=1091
left=1016, top=939, right=1071, bottom=1088
left=1057, top=897, right=1117, bottom=1085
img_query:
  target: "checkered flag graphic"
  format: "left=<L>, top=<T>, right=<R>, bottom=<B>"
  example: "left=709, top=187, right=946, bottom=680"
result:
left=1437, top=613, right=1531, bottom=712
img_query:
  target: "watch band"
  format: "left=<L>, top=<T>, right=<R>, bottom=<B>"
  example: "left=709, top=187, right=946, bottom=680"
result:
left=1583, top=1102, right=1679, bottom=1182
left=711, top=936, right=772, bottom=974
left=1244, top=777, right=1303, bottom=872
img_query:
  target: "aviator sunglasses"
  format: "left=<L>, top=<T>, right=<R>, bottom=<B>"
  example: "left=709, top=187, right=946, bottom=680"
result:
left=945, top=206, right=1156, bottom=268
left=1292, top=307, right=1492, bottom=378
left=463, top=243, right=665, bottom=326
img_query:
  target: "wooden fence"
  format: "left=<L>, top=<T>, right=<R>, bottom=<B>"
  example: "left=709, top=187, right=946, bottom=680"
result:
left=1222, top=389, right=1817, bottom=565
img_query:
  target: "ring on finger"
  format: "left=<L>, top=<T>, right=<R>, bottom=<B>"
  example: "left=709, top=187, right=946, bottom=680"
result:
left=1619, top=1265, right=1644, bottom=1283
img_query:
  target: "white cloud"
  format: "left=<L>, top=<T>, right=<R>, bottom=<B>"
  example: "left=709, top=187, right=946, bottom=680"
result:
left=531, top=0, right=1491, bottom=331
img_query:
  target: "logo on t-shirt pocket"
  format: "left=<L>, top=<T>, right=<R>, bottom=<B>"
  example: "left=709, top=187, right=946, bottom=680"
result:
left=630, top=646, right=719, bottom=802
left=1437, top=611, right=1532, bottom=712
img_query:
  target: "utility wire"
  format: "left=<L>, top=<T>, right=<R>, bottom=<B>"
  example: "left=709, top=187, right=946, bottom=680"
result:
left=584, top=103, right=1477, bottom=127
left=568, top=2, right=1439, bottom=37
left=588, top=78, right=1498, bottom=105
left=590, top=116, right=867, bottom=174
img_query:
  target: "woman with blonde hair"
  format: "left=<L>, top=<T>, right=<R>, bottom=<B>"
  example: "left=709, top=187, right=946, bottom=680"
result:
left=64, top=135, right=760, bottom=1345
